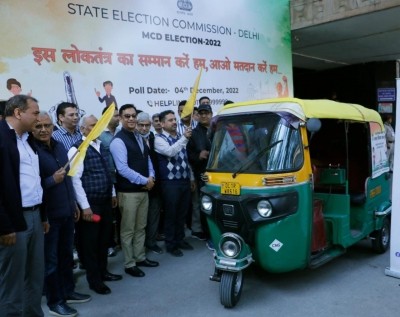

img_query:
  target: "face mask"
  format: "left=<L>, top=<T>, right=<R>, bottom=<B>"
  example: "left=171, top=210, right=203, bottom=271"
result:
left=139, top=131, right=150, bottom=138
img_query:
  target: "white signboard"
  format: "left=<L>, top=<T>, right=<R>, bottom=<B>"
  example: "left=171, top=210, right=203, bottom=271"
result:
left=385, top=78, right=400, bottom=279
left=0, top=0, right=293, bottom=117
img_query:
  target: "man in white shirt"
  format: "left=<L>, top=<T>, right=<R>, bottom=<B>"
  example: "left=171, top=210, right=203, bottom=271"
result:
left=0, top=95, right=48, bottom=317
left=68, top=115, right=121, bottom=295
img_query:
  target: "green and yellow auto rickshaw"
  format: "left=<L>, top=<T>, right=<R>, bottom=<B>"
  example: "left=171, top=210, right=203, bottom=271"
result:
left=200, top=98, right=391, bottom=308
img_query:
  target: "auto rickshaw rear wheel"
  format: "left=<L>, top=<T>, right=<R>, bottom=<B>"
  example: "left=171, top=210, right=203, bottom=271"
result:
left=371, top=217, right=390, bottom=254
left=220, top=271, right=243, bottom=308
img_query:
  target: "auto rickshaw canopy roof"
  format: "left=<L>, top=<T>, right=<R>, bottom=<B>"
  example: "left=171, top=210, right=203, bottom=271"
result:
left=219, top=98, right=384, bottom=129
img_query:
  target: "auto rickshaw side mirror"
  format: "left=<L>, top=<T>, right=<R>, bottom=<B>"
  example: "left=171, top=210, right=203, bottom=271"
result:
left=306, top=118, right=322, bottom=145
left=306, top=118, right=322, bottom=133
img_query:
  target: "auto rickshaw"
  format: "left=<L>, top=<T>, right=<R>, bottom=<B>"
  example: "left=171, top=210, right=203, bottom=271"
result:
left=200, top=98, right=391, bottom=308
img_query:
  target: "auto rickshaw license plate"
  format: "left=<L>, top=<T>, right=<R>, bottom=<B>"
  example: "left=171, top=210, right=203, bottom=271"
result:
left=221, top=182, right=241, bottom=195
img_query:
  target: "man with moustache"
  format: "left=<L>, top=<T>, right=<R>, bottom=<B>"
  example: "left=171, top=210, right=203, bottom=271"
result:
left=154, top=110, right=194, bottom=257
left=152, top=113, right=163, bottom=135
left=68, top=115, right=121, bottom=295
left=110, top=105, right=158, bottom=278
left=0, top=95, right=47, bottom=317
left=32, top=111, right=91, bottom=317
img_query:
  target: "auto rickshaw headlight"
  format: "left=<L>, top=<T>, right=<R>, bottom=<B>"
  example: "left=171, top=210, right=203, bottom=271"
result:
left=219, top=233, right=243, bottom=258
left=221, top=241, right=239, bottom=258
left=201, top=195, right=212, bottom=214
left=257, top=200, right=272, bottom=217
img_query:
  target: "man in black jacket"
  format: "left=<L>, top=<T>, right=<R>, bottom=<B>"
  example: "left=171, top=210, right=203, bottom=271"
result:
left=136, top=112, right=163, bottom=255
left=187, top=103, right=213, bottom=245
left=0, top=95, right=47, bottom=317
left=33, top=111, right=91, bottom=317
left=110, top=104, right=158, bottom=278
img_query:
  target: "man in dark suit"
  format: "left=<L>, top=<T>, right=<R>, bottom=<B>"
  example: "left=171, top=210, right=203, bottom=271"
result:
left=0, top=95, right=48, bottom=317
left=33, top=111, right=91, bottom=316
left=136, top=112, right=163, bottom=254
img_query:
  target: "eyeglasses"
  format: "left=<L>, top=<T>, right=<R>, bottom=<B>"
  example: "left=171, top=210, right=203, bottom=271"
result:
left=34, top=124, right=53, bottom=130
left=137, top=123, right=151, bottom=128
left=123, top=114, right=137, bottom=119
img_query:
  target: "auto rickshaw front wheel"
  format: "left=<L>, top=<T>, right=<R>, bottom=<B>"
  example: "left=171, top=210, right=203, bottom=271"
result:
left=371, top=217, right=390, bottom=254
left=220, top=271, right=243, bottom=308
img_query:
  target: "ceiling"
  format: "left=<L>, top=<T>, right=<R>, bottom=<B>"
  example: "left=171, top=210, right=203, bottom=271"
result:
left=291, top=5, right=400, bottom=71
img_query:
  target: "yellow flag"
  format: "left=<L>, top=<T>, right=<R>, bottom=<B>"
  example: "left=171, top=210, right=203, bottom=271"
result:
left=68, top=103, right=116, bottom=176
left=180, top=68, right=203, bottom=119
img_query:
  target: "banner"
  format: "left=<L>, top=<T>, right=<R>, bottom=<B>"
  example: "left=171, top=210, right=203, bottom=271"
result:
left=0, top=0, right=292, bottom=117
left=370, top=122, right=389, bottom=178
left=385, top=78, right=400, bottom=278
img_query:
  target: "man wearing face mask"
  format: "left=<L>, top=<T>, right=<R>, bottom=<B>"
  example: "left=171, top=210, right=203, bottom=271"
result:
left=136, top=112, right=163, bottom=255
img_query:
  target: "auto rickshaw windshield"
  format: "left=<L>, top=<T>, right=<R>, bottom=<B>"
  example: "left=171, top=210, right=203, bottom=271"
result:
left=207, top=112, right=303, bottom=173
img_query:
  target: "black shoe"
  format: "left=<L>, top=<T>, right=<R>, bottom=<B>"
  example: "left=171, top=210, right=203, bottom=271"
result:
left=125, top=266, right=145, bottom=277
left=89, top=282, right=111, bottom=295
left=147, top=244, right=163, bottom=254
left=167, top=247, right=183, bottom=257
left=178, top=241, right=194, bottom=250
left=65, top=291, right=91, bottom=304
left=102, top=271, right=123, bottom=281
left=191, top=231, right=207, bottom=241
left=49, top=303, right=78, bottom=317
left=137, top=259, right=159, bottom=267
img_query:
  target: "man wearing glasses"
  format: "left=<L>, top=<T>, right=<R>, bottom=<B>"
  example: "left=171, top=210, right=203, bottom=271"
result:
left=136, top=112, right=163, bottom=255
left=110, top=104, right=159, bottom=278
left=32, top=112, right=91, bottom=317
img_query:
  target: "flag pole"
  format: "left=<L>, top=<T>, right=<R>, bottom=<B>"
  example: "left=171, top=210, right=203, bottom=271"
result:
left=63, top=149, right=79, bottom=170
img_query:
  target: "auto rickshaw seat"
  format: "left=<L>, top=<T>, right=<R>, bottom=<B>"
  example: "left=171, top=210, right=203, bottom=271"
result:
left=313, top=166, right=347, bottom=194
